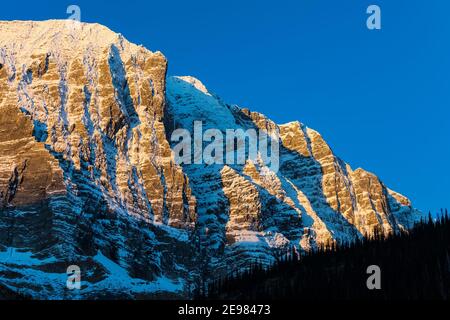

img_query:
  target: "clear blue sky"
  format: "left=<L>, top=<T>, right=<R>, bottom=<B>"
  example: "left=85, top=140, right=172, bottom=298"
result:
left=2, top=0, right=449, bottom=213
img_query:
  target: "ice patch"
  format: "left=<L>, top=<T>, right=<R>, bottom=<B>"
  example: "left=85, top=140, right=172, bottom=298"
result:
left=0, top=247, right=57, bottom=266
left=93, top=251, right=183, bottom=294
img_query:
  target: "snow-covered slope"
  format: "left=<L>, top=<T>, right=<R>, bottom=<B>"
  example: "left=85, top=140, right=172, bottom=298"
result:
left=166, top=76, right=422, bottom=272
left=0, top=20, right=422, bottom=299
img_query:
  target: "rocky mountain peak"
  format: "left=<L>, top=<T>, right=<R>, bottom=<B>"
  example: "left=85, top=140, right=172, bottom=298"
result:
left=0, top=20, right=158, bottom=61
left=0, top=20, right=423, bottom=299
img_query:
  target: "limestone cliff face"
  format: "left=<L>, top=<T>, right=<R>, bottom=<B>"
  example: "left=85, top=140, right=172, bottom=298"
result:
left=0, top=21, right=422, bottom=299
left=0, top=20, right=195, bottom=226
left=0, top=21, right=196, bottom=299
left=165, top=75, right=422, bottom=278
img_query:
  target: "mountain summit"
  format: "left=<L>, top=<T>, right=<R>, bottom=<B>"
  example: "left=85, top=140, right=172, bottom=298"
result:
left=0, top=20, right=422, bottom=299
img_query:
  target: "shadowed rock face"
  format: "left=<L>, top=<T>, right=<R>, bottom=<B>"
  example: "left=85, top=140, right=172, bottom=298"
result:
left=0, top=20, right=422, bottom=299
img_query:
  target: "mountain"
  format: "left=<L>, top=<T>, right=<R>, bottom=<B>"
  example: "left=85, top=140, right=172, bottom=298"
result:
left=0, top=20, right=422, bottom=299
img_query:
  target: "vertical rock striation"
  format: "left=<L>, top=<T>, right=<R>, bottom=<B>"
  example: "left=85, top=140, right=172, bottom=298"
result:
left=0, top=20, right=422, bottom=299
left=0, top=20, right=196, bottom=299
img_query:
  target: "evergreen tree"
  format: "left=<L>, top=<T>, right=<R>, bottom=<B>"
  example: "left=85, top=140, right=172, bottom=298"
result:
left=204, top=209, right=450, bottom=300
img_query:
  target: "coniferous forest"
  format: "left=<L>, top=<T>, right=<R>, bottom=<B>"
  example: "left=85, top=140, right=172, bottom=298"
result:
left=203, top=210, right=450, bottom=300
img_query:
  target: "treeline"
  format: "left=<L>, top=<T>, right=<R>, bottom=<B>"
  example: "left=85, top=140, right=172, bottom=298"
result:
left=203, top=210, right=450, bottom=300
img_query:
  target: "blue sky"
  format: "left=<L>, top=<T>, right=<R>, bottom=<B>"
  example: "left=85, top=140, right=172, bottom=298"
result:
left=2, top=0, right=449, bottom=213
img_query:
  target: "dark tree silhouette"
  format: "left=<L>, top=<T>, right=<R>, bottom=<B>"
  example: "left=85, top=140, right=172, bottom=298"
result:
left=203, top=211, right=450, bottom=300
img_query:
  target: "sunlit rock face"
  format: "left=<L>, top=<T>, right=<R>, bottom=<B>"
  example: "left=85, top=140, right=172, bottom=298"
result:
left=0, top=20, right=196, bottom=299
left=0, top=20, right=422, bottom=299
left=166, top=75, right=422, bottom=277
